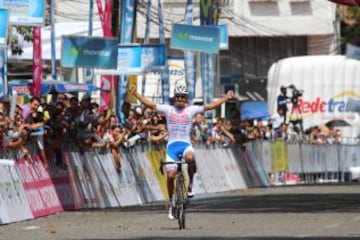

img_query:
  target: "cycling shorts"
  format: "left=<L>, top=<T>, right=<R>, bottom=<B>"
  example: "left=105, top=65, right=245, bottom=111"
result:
left=165, top=140, right=194, bottom=172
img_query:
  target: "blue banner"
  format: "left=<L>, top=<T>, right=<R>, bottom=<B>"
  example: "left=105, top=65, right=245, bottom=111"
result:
left=50, top=0, right=56, bottom=80
left=118, top=0, right=136, bottom=123
left=142, top=0, right=151, bottom=96
left=94, top=44, right=167, bottom=75
left=119, top=0, right=136, bottom=43
left=0, top=9, right=7, bottom=48
left=61, top=36, right=118, bottom=69
left=0, top=49, right=7, bottom=96
left=144, top=0, right=151, bottom=44
left=219, top=24, right=228, bottom=50
left=158, top=0, right=169, bottom=104
left=84, top=0, right=94, bottom=84
left=200, top=0, right=217, bottom=128
left=0, top=0, right=44, bottom=26
left=184, top=0, right=195, bottom=105
left=171, top=24, right=220, bottom=53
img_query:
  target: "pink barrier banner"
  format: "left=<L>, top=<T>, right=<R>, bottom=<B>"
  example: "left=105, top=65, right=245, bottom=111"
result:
left=16, top=156, right=63, bottom=218
left=48, top=153, right=84, bottom=210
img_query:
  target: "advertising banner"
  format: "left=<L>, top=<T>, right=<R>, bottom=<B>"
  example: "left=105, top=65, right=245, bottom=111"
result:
left=16, top=156, right=63, bottom=218
left=117, top=0, right=136, bottom=122
left=0, top=49, right=7, bottom=96
left=219, top=24, right=229, bottom=50
left=94, top=44, right=167, bottom=75
left=267, top=55, right=360, bottom=140
left=127, top=151, right=165, bottom=203
left=0, top=161, right=33, bottom=224
left=0, top=0, right=44, bottom=26
left=183, top=0, right=195, bottom=104
left=157, top=0, right=170, bottom=104
left=32, top=26, right=42, bottom=97
left=0, top=9, right=8, bottom=48
left=67, top=152, right=99, bottom=209
left=96, top=0, right=116, bottom=116
left=92, top=152, right=121, bottom=207
left=136, top=57, right=185, bottom=99
left=271, top=141, right=288, bottom=172
left=113, top=154, right=143, bottom=206
left=61, top=36, right=118, bottom=69
left=49, top=153, right=84, bottom=210
left=119, top=0, right=136, bottom=43
left=171, top=24, right=220, bottom=53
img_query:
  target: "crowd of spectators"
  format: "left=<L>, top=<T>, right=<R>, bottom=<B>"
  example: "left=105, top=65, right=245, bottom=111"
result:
left=0, top=93, right=344, bottom=172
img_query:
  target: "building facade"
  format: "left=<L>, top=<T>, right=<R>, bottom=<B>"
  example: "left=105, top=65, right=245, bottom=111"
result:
left=7, top=0, right=338, bottom=106
left=136, top=0, right=338, bottom=101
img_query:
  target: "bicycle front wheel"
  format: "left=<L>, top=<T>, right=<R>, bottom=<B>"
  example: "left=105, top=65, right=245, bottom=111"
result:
left=177, top=204, right=185, bottom=229
left=175, top=175, right=187, bottom=229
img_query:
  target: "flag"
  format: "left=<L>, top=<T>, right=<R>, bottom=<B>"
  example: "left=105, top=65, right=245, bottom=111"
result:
left=32, top=26, right=42, bottom=97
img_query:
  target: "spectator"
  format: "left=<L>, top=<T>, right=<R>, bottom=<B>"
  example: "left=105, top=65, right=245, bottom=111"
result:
left=275, top=122, right=289, bottom=141
left=27, top=106, right=49, bottom=170
left=74, top=95, right=95, bottom=152
left=310, top=126, right=324, bottom=144
left=21, top=97, right=49, bottom=169
left=48, top=101, right=69, bottom=168
left=277, top=86, right=289, bottom=123
left=146, top=113, right=168, bottom=146
left=191, top=113, right=209, bottom=144
left=334, top=129, right=342, bottom=144
left=271, top=107, right=285, bottom=134
left=206, top=118, right=235, bottom=147
left=21, top=97, right=41, bottom=122
left=93, top=125, right=125, bottom=172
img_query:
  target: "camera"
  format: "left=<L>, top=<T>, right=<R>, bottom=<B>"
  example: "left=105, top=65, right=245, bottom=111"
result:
left=288, top=85, right=303, bottom=105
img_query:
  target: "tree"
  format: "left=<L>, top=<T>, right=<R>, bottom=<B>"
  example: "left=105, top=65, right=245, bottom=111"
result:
left=9, top=0, right=51, bottom=55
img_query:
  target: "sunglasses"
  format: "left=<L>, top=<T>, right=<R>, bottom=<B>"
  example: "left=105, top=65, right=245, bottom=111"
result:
left=175, top=95, right=187, bottom=99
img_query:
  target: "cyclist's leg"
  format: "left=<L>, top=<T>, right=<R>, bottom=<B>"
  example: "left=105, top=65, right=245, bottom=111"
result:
left=165, top=141, right=185, bottom=219
left=183, top=145, right=196, bottom=197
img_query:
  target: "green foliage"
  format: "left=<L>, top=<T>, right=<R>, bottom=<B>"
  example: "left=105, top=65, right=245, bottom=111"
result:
left=9, top=26, right=32, bottom=55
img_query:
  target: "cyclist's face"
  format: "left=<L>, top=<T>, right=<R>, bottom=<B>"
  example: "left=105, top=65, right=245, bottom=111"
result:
left=174, top=94, right=188, bottom=108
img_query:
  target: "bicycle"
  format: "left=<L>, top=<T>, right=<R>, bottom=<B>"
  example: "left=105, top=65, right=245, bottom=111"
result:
left=160, top=154, right=190, bottom=230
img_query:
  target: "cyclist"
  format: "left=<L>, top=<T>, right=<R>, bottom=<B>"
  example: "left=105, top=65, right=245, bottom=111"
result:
left=129, top=84, right=234, bottom=220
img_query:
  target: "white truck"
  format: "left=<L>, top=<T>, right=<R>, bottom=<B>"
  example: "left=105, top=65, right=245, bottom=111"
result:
left=267, top=55, right=360, bottom=142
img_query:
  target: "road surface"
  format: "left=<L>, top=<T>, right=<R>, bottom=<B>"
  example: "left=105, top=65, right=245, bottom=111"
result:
left=1, top=184, right=360, bottom=240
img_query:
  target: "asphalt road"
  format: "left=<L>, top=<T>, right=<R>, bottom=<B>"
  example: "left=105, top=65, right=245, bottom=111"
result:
left=1, top=184, right=360, bottom=240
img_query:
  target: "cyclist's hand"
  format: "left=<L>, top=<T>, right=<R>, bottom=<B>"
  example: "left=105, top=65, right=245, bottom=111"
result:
left=226, top=90, right=234, bottom=100
left=129, top=85, right=137, bottom=95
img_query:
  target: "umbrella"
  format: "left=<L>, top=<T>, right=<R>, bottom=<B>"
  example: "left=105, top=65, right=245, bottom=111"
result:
left=8, top=79, right=99, bottom=96
left=328, top=0, right=360, bottom=6
left=329, top=0, right=360, bottom=6
left=325, top=119, right=351, bottom=128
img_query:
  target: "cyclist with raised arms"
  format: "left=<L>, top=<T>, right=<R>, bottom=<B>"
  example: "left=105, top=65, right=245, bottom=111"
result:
left=129, top=84, right=234, bottom=220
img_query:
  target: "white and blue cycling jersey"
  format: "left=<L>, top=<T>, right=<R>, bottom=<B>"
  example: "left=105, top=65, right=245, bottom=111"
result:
left=156, top=104, right=204, bottom=163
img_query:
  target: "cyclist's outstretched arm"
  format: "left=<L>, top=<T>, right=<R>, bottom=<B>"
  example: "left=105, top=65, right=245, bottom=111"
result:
left=129, top=85, right=157, bottom=109
left=203, top=91, right=234, bottom=111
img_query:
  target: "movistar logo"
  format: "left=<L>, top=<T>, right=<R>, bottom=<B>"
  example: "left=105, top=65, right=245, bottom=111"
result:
left=70, top=47, right=81, bottom=56
left=177, top=32, right=190, bottom=40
